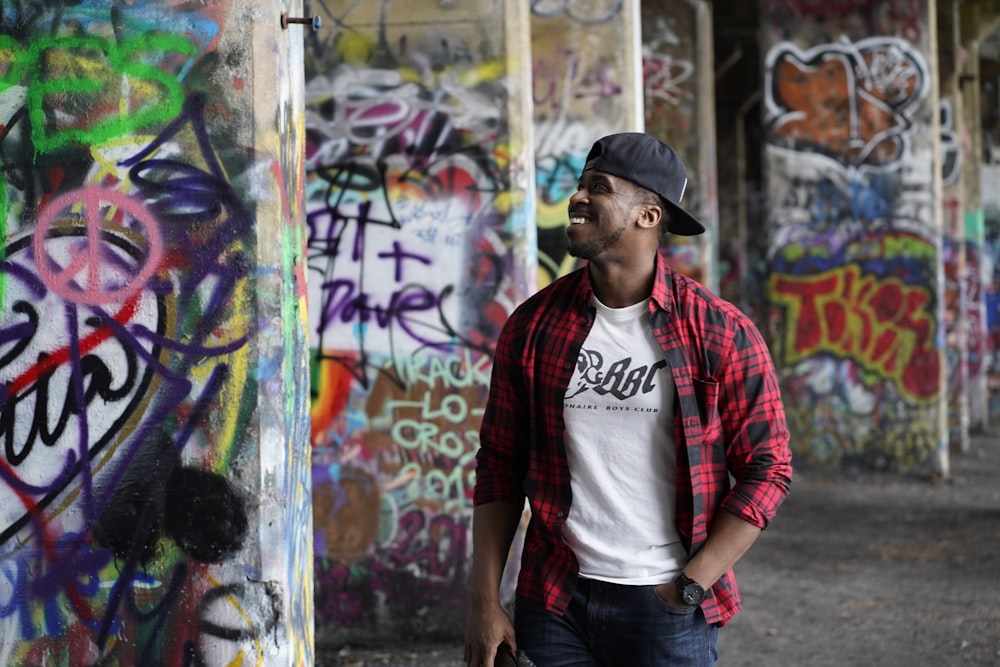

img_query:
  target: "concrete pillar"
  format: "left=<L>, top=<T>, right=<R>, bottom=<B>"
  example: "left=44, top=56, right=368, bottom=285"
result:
left=300, top=0, right=535, bottom=652
left=939, top=0, right=971, bottom=453
left=0, top=1, right=313, bottom=665
left=958, top=11, right=993, bottom=433
left=977, top=18, right=1000, bottom=426
left=760, top=1, right=948, bottom=474
left=714, top=1, right=769, bottom=321
left=641, top=0, right=718, bottom=291
left=532, top=0, right=643, bottom=285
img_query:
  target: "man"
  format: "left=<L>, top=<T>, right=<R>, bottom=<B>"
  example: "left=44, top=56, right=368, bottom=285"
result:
left=464, top=133, right=792, bottom=667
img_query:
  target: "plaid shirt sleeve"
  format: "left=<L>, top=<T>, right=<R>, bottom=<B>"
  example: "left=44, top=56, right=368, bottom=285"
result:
left=715, top=316, right=792, bottom=528
left=657, top=262, right=792, bottom=626
left=473, top=273, right=588, bottom=613
left=473, top=303, right=531, bottom=507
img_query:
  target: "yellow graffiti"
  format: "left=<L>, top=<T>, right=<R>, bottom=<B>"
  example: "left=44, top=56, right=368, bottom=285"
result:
left=770, top=265, right=940, bottom=403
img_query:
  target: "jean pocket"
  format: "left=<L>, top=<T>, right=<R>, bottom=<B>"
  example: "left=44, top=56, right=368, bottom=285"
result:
left=650, top=584, right=698, bottom=615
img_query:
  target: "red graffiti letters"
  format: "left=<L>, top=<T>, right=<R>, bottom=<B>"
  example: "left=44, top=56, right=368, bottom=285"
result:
left=771, top=265, right=940, bottom=402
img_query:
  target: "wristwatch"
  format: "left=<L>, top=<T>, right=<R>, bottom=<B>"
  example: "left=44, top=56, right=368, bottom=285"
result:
left=673, top=573, right=706, bottom=606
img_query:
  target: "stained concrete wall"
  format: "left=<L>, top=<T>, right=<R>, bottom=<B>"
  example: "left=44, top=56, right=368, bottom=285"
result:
left=713, top=1, right=770, bottom=321
left=533, top=0, right=643, bottom=285
left=939, top=0, right=970, bottom=453
left=302, top=0, right=1000, bottom=654
left=980, top=22, right=1000, bottom=424
left=642, top=0, right=718, bottom=290
left=0, top=1, right=313, bottom=665
left=958, top=2, right=995, bottom=434
left=760, top=0, right=949, bottom=473
left=302, top=0, right=535, bottom=651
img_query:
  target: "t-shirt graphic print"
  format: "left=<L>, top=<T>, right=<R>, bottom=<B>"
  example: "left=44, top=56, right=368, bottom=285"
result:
left=561, top=297, right=687, bottom=584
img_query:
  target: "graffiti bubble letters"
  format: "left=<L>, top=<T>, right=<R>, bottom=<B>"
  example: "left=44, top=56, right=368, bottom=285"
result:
left=530, top=0, right=623, bottom=24
left=771, top=265, right=940, bottom=402
left=0, top=33, right=197, bottom=154
left=765, top=37, right=930, bottom=171
left=33, top=187, right=164, bottom=306
left=0, top=233, right=162, bottom=545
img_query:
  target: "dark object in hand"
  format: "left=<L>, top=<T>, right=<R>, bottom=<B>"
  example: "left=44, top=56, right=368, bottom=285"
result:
left=495, top=643, right=517, bottom=667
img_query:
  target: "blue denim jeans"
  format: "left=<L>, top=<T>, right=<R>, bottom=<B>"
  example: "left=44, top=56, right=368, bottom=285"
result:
left=514, top=578, right=719, bottom=666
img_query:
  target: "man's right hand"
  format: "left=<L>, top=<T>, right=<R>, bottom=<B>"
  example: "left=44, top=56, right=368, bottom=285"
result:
left=463, top=599, right=516, bottom=667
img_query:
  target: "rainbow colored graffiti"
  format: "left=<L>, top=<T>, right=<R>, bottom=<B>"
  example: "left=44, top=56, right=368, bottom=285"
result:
left=1, top=3, right=311, bottom=665
left=304, top=4, right=531, bottom=640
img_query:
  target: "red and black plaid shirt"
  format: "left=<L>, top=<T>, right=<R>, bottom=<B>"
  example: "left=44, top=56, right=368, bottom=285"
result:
left=474, top=250, right=792, bottom=626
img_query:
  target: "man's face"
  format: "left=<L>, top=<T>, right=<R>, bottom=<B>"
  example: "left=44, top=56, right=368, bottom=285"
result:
left=566, top=170, right=644, bottom=261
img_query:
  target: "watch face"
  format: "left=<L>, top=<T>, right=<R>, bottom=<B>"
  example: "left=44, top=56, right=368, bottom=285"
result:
left=682, top=583, right=705, bottom=605
left=675, top=574, right=705, bottom=605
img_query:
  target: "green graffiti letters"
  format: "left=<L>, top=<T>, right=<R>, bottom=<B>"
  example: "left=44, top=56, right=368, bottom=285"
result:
left=0, top=33, right=196, bottom=154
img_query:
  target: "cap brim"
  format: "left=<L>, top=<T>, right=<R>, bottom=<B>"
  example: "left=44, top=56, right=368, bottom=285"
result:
left=664, top=202, right=706, bottom=236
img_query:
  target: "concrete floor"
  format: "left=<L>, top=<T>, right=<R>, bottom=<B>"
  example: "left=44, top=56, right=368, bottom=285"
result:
left=320, top=430, right=1000, bottom=667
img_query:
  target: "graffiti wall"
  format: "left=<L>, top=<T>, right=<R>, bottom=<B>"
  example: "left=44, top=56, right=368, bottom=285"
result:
left=641, top=0, right=717, bottom=288
left=940, top=7, right=970, bottom=453
left=303, top=0, right=533, bottom=648
left=981, top=35, right=1000, bottom=423
left=0, top=1, right=313, bottom=665
left=762, top=2, right=947, bottom=471
left=983, top=162, right=1000, bottom=419
left=533, top=0, right=642, bottom=285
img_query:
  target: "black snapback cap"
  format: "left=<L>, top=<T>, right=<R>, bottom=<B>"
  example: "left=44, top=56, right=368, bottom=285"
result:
left=583, top=132, right=706, bottom=236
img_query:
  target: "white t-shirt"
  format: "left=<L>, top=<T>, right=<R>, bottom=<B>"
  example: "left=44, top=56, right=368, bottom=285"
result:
left=561, top=296, right=687, bottom=585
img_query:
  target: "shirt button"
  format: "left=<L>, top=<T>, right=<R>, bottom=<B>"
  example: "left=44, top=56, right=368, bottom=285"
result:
left=556, top=511, right=565, bottom=518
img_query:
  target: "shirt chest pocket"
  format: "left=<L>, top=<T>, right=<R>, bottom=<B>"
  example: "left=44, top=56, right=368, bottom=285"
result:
left=692, top=377, right=722, bottom=445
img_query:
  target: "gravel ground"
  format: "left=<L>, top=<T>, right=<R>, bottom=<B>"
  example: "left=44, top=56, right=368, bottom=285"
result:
left=322, top=431, right=1000, bottom=667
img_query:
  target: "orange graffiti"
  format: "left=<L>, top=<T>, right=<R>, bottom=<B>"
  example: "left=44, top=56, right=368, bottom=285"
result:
left=313, top=467, right=380, bottom=564
left=771, top=265, right=940, bottom=402
left=311, top=358, right=355, bottom=446
left=768, top=39, right=927, bottom=167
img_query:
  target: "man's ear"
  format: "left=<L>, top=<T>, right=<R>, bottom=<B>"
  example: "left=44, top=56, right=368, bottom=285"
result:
left=636, top=203, right=663, bottom=230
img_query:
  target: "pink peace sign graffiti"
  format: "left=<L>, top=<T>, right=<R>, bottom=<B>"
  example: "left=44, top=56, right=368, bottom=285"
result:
left=33, top=187, right=164, bottom=306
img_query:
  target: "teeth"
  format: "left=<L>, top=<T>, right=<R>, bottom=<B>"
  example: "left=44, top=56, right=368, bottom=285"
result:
left=569, top=216, right=588, bottom=225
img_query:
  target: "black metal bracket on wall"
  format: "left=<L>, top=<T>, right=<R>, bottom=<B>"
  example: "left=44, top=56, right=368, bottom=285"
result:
left=281, top=13, right=322, bottom=31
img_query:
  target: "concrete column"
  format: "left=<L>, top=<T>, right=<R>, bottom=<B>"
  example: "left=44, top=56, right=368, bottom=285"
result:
left=641, top=0, right=718, bottom=292
left=300, top=0, right=535, bottom=652
left=959, top=12, right=990, bottom=432
left=0, top=1, right=313, bottom=665
left=714, top=1, right=769, bottom=321
left=939, top=0, right=971, bottom=453
left=760, top=1, right=948, bottom=474
left=962, top=9, right=1000, bottom=431
left=532, top=0, right=644, bottom=285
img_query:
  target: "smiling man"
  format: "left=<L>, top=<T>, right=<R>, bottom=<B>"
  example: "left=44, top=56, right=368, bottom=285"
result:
left=464, top=133, right=793, bottom=667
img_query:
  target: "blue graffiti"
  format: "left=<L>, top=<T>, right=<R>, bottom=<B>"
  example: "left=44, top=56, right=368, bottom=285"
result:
left=811, top=174, right=897, bottom=226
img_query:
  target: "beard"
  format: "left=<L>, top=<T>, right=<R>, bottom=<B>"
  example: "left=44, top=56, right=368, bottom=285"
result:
left=567, top=224, right=626, bottom=260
